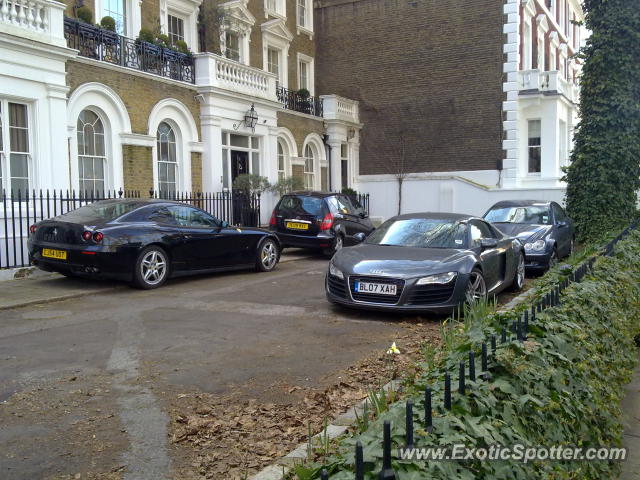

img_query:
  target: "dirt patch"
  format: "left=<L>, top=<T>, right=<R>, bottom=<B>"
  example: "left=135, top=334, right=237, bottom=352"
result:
left=167, top=321, right=441, bottom=479
left=0, top=375, right=129, bottom=480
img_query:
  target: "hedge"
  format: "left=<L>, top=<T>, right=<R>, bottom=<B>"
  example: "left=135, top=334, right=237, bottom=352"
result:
left=298, top=230, right=640, bottom=479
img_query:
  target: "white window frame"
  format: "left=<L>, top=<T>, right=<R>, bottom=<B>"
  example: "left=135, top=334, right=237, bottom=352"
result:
left=303, top=144, right=315, bottom=189
left=264, top=0, right=285, bottom=19
left=156, top=121, right=179, bottom=195
left=77, top=109, right=108, bottom=196
left=296, top=53, right=314, bottom=95
left=220, top=132, right=261, bottom=189
left=0, top=99, right=33, bottom=195
left=95, top=0, right=141, bottom=39
left=167, top=13, right=186, bottom=45
left=262, top=19, right=293, bottom=88
left=559, top=119, right=568, bottom=168
left=160, top=0, right=200, bottom=51
left=276, top=139, right=287, bottom=181
left=527, top=119, right=542, bottom=175
left=296, top=0, right=313, bottom=37
left=218, top=0, right=256, bottom=64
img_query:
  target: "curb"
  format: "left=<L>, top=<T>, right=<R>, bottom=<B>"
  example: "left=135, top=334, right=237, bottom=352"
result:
left=0, top=285, right=125, bottom=311
left=250, top=380, right=401, bottom=480
left=0, top=266, right=37, bottom=282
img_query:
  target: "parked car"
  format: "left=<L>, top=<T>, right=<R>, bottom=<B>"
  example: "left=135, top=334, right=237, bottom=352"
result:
left=484, top=200, right=575, bottom=271
left=269, top=191, right=374, bottom=256
left=326, top=213, right=525, bottom=314
left=28, top=199, right=280, bottom=289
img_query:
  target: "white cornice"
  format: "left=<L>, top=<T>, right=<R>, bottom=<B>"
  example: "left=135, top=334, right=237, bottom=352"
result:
left=261, top=18, right=294, bottom=42
left=536, top=14, right=549, bottom=34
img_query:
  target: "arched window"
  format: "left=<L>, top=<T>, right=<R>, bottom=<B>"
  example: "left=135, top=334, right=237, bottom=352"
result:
left=77, top=110, right=106, bottom=195
left=303, top=144, right=315, bottom=189
left=157, top=122, right=177, bottom=195
left=277, top=139, right=287, bottom=181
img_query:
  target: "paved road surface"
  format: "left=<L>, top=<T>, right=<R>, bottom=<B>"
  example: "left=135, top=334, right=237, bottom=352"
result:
left=0, top=255, right=416, bottom=480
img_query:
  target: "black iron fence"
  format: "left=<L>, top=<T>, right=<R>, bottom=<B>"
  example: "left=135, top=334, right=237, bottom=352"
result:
left=276, top=86, right=323, bottom=117
left=63, top=17, right=195, bottom=83
left=314, top=221, right=639, bottom=480
left=0, top=189, right=261, bottom=270
left=350, top=193, right=370, bottom=216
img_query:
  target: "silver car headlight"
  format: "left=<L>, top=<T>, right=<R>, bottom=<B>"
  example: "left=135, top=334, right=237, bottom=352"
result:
left=329, top=263, right=344, bottom=280
left=416, top=272, right=457, bottom=286
left=524, top=240, right=546, bottom=252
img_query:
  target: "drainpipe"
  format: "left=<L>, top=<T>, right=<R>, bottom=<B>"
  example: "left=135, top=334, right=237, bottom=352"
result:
left=323, top=134, right=332, bottom=192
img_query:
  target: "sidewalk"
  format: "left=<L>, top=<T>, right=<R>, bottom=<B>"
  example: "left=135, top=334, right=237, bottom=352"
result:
left=0, top=271, right=122, bottom=310
left=621, top=352, right=640, bottom=479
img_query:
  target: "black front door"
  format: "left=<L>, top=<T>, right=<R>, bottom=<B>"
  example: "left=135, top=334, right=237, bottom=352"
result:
left=231, top=151, right=249, bottom=183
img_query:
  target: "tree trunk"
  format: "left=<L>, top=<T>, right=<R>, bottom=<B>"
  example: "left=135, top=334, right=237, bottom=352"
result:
left=397, top=177, right=403, bottom=215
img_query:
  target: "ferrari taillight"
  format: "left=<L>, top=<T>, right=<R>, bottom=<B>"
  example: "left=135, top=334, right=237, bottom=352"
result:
left=82, top=231, right=93, bottom=241
left=93, top=232, right=104, bottom=243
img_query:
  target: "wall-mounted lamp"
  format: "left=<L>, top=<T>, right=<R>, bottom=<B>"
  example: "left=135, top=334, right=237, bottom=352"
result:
left=347, top=127, right=356, bottom=139
left=233, top=103, right=258, bottom=132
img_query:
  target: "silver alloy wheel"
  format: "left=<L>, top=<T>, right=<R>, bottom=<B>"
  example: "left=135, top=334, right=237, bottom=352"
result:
left=466, top=271, right=487, bottom=303
left=570, top=238, right=575, bottom=255
left=261, top=241, right=278, bottom=270
left=140, top=250, right=167, bottom=286
left=548, top=250, right=558, bottom=269
left=334, top=235, right=343, bottom=253
left=515, top=253, right=525, bottom=289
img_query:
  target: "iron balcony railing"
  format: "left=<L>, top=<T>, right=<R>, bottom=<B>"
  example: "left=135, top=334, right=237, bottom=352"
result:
left=63, top=17, right=195, bottom=84
left=276, top=86, right=323, bottom=117
left=0, top=189, right=261, bottom=270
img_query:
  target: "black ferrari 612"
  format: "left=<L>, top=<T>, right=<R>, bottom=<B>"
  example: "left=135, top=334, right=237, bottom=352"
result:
left=28, top=199, right=280, bottom=289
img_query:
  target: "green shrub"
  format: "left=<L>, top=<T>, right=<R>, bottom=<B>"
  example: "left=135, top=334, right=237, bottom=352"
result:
left=297, top=88, right=310, bottom=98
left=174, top=40, right=191, bottom=55
left=270, top=176, right=304, bottom=196
left=564, top=1, right=640, bottom=243
left=232, top=174, right=270, bottom=196
left=156, top=33, right=170, bottom=47
left=299, top=230, right=640, bottom=479
left=76, top=6, right=93, bottom=24
left=341, top=187, right=358, bottom=197
left=99, top=16, right=116, bottom=32
left=136, top=28, right=155, bottom=44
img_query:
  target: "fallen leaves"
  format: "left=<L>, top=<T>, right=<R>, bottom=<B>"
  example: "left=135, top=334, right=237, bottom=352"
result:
left=169, top=321, right=441, bottom=479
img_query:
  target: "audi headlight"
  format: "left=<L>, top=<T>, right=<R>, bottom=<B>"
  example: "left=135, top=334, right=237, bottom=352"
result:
left=524, top=240, right=546, bottom=252
left=329, top=263, right=344, bottom=280
left=416, top=272, right=457, bottom=286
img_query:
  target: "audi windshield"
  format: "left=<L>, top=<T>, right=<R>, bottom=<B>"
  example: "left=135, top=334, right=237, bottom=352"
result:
left=365, top=218, right=467, bottom=249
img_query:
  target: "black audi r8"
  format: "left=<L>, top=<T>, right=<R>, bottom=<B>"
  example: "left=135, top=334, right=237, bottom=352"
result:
left=484, top=200, right=575, bottom=271
left=28, top=199, right=280, bottom=289
left=325, top=213, right=525, bottom=314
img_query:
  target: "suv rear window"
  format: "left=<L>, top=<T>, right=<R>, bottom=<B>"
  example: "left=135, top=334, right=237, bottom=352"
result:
left=278, top=195, right=325, bottom=216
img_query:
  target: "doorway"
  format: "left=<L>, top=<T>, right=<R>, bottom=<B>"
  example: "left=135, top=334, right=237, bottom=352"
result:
left=231, top=150, right=249, bottom=183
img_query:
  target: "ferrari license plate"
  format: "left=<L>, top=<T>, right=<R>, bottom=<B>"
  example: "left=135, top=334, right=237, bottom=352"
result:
left=355, top=281, right=397, bottom=295
left=42, top=248, right=67, bottom=260
left=286, top=221, right=309, bottom=231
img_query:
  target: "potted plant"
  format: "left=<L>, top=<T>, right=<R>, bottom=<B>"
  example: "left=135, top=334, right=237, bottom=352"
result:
left=232, top=174, right=270, bottom=226
left=76, top=6, right=93, bottom=24
left=270, top=176, right=304, bottom=197
left=296, top=88, right=311, bottom=114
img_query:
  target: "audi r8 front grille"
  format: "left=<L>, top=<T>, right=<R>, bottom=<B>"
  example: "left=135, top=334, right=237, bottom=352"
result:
left=327, top=275, right=348, bottom=299
left=407, top=283, right=456, bottom=305
left=349, top=276, right=404, bottom=305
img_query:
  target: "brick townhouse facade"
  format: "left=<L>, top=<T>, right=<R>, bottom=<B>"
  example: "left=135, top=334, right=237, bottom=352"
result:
left=315, top=0, right=585, bottom=220
left=0, top=0, right=361, bottom=223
